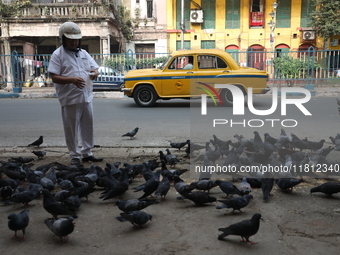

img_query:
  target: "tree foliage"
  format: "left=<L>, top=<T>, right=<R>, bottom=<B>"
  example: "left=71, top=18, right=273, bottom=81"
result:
left=309, top=0, right=340, bottom=39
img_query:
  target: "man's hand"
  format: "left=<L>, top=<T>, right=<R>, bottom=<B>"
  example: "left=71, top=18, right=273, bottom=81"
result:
left=89, top=69, right=99, bottom=80
left=72, top=77, right=85, bottom=88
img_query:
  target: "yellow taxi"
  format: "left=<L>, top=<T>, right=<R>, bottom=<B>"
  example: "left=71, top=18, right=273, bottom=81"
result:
left=121, top=49, right=269, bottom=107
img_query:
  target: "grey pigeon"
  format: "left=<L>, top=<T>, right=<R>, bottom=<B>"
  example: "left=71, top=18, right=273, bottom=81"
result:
left=170, top=140, right=189, bottom=150
left=42, top=189, right=77, bottom=219
left=8, top=209, right=30, bottom=241
left=45, top=217, right=75, bottom=243
left=122, top=127, right=139, bottom=139
left=32, top=150, right=46, bottom=159
left=215, top=180, right=243, bottom=197
left=115, top=199, right=159, bottom=213
left=238, top=178, right=252, bottom=195
left=310, top=182, right=340, bottom=197
left=261, top=172, right=274, bottom=201
left=28, top=136, right=43, bottom=147
left=276, top=178, right=303, bottom=191
left=154, top=173, right=171, bottom=199
left=179, top=190, right=217, bottom=206
left=216, top=194, right=253, bottom=213
left=116, top=211, right=152, bottom=227
left=173, top=175, right=194, bottom=196
left=218, top=213, right=263, bottom=244
left=3, top=189, right=39, bottom=206
left=189, top=179, right=218, bottom=193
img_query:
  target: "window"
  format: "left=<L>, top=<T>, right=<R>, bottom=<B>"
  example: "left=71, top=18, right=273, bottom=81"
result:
left=226, top=0, right=240, bottom=29
left=146, top=0, right=153, bottom=18
left=168, top=56, right=194, bottom=70
left=201, top=40, right=216, bottom=49
left=176, top=0, right=190, bottom=30
left=249, top=0, right=264, bottom=27
left=197, top=55, right=227, bottom=69
left=202, top=0, right=215, bottom=29
left=276, top=0, right=291, bottom=28
left=300, top=0, right=316, bottom=27
left=176, top=40, right=191, bottom=50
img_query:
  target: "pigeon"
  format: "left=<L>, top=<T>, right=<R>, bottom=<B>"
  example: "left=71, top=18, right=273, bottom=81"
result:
left=28, top=136, right=43, bottom=147
left=170, top=140, right=189, bottom=150
left=165, top=149, right=180, bottom=167
left=189, top=180, right=218, bottom=193
left=122, top=127, right=139, bottom=139
left=238, top=178, right=252, bottom=195
left=216, top=194, right=253, bottom=213
left=276, top=178, right=303, bottom=192
left=32, top=150, right=46, bottom=159
left=3, top=189, right=39, bottom=206
left=154, top=173, right=171, bottom=199
left=115, top=211, right=152, bottom=227
left=138, top=178, right=159, bottom=199
left=179, top=190, right=217, bottom=206
left=261, top=172, right=274, bottom=201
left=310, top=182, right=340, bottom=197
left=115, top=199, right=159, bottom=213
left=218, top=213, right=263, bottom=244
left=45, top=217, right=75, bottom=243
left=42, top=189, right=77, bottom=219
left=215, top=180, right=243, bottom=197
left=173, top=175, right=194, bottom=196
left=8, top=209, right=30, bottom=241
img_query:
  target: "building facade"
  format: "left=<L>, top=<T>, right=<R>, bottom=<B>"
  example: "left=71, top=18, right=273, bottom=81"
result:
left=166, top=0, right=324, bottom=53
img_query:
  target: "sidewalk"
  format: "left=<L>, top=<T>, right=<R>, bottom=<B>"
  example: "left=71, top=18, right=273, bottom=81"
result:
left=0, top=86, right=125, bottom=99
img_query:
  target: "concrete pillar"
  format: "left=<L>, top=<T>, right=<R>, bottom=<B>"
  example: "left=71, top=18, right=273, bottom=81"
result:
left=1, top=23, right=13, bottom=90
left=101, top=37, right=109, bottom=54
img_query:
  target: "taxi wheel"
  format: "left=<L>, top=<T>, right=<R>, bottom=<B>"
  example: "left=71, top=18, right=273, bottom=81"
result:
left=133, top=85, right=158, bottom=107
left=220, top=88, right=233, bottom=107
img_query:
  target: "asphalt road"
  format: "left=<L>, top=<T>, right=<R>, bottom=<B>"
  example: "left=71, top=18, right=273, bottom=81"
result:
left=0, top=96, right=338, bottom=148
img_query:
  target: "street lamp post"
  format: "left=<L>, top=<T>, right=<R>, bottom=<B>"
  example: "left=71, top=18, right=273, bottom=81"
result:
left=268, top=2, right=278, bottom=56
left=268, top=2, right=278, bottom=79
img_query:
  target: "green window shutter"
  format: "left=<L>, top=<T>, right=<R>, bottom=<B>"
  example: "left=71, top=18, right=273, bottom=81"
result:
left=176, top=41, right=191, bottom=50
left=276, top=0, right=291, bottom=28
left=226, top=0, right=240, bottom=29
left=201, top=40, right=216, bottom=49
left=300, top=0, right=316, bottom=27
left=202, top=0, right=215, bottom=29
left=225, top=49, right=239, bottom=62
left=176, top=0, right=190, bottom=30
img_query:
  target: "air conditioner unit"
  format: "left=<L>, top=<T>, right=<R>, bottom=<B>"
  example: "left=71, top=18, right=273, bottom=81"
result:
left=190, top=10, right=203, bottom=23
left=302, top=31, right=315, bottom=40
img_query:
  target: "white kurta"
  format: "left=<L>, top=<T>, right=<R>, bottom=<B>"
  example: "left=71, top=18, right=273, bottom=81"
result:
left=48, top=47, right=99, bottom=159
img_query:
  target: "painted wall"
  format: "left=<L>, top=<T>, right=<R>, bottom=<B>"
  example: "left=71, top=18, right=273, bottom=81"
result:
left=166, top=0, right=324, bottom=53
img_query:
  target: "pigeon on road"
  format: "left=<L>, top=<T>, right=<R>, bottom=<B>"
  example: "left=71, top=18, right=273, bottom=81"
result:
left=218, top=213, right=263, bottom=244
left=28, top=136, right=43, bottom=147
left=42, top=189, right=77, bottom=219
left=32, top=150, right=46, bottom=159
left=276, top=178, right=303, bottom=192
left=115, top=199, right=159, bottom=213
left=8, top=209, right=30, bottom=241
left=122, top=127, right=139, bottom=139
left=45, top=217, right=75, bottom=243
left=310, top=182, right=340, bottom=197
left=216, top=194, right=253, bottom=213
left=116, top=211, right=152, bottom=227
left=170, top=140, right=189, bottom=150
left=179, top=190, right=217, bottom=206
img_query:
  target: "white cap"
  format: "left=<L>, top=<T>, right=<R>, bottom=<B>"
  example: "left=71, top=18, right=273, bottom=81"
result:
left=59, top=22, right=82, bottom=41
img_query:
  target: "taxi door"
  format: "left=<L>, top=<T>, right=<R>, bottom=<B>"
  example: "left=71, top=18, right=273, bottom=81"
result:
left=161, top=55, right=195, bottom=97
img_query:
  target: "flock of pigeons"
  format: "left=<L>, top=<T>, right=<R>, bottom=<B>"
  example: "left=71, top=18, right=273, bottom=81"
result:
left=1, top=128, right=340, bottom=245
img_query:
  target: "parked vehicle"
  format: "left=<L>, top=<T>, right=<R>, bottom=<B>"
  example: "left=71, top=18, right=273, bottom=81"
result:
left=93, top=66, right=124, bottom=91
left=121, top=49, right=269, bottom=107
